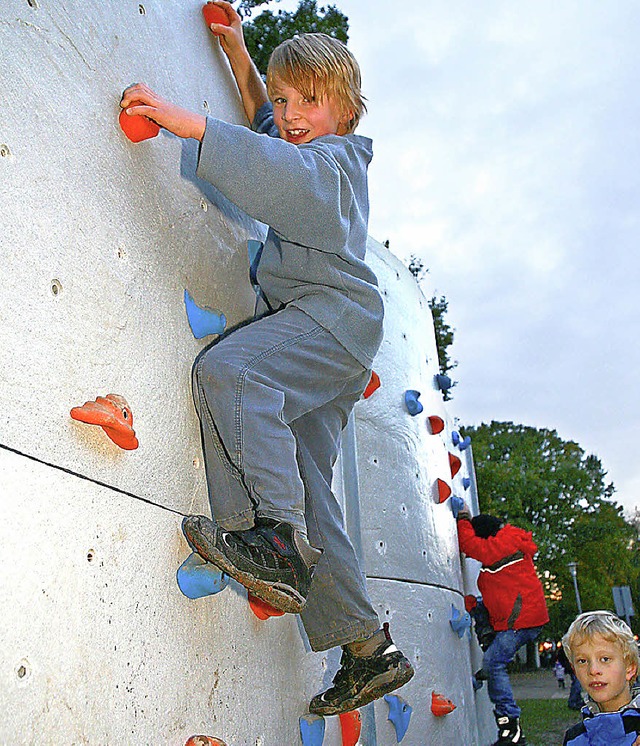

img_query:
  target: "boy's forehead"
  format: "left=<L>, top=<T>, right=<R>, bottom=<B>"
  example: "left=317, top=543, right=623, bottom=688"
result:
left=574, top=633, right=621, bottom=653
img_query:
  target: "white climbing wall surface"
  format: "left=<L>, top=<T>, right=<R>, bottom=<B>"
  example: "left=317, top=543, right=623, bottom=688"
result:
left=0, top=1, right=495, bottom=744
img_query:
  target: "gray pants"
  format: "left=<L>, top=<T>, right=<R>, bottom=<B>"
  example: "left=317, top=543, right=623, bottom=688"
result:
left=191, top=305, right=380, bottom=651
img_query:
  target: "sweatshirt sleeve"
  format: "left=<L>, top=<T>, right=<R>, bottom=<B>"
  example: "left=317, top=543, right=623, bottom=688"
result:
left=196, top=116, right=368, bottom=254
left=457, top=520, right=524, bottom=565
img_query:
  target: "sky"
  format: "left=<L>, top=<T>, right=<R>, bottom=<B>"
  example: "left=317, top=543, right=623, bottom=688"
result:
left=264, top=0, right=640, bottom=514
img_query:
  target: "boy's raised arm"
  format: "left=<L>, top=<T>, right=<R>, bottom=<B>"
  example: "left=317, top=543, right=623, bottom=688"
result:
left=205, top=1, right=269, bottom=126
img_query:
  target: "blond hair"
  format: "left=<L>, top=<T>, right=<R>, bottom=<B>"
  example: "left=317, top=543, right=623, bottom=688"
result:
left=562, top=610, right=639, bottom=670
left=266, top=33, right=366, bottom=134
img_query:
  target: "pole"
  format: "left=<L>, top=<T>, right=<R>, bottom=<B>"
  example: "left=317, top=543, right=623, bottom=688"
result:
left=568, top=562, right=583, bottom=614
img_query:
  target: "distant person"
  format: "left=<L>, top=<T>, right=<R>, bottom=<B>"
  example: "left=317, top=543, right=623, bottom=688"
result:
left=557, top=644, right=584, bottom=710
left=555, top=658, right=567, bottom=689
left=457, top=506, right=549, bottom=746
left=562, top=611, right=640, bottom=745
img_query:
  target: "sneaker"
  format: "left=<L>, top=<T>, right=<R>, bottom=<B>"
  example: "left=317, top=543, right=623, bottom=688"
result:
left=308, top=623, right=415, bottom=716
left=493, top=714, right=527, bottom=745
left=182, top=514, right=321, bottom=614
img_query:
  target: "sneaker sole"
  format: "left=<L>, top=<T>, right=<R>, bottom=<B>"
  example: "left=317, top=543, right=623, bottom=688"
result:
left=182, top=516, right=306, bottom=615
left=309, top=657, right=415, bottom=716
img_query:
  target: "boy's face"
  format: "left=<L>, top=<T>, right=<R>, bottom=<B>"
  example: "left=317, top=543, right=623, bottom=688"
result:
left=572, top=634, right=637, bottom=712
left=270, top=77, right=351, bottom=145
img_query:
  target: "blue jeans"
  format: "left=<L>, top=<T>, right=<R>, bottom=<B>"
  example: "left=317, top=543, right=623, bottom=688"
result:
left=484, top=627, right=544, bottom=718
left=191, top=305, right=380, bottom=651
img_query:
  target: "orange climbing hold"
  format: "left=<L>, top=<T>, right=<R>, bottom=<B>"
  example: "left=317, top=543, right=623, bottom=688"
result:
left=202, top=2, right=231, bottom=33
left=185, top=738, right=227, bottom=746
left=70, top=394, right=139, bottom=450
left=339, top=710, right=362, bottom=746
left=436, top=478, right=451, bottom=503
left=248, top=592, right=285, bottom=620
left=431, top=691, right=456, bottom=716
left=119, top=101, right=160, bottom=143
left=363, top=370, right=380, bottom=399
left=428, top=415, right=445, bottom=434
left=449, top=452, right=462, bottom=478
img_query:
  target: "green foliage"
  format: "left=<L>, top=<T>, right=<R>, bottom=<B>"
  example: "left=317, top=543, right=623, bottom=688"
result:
left=240, top=0, right=349, bottom=76
left=462, top=421, right=640, bottom=638
left=406, top=254, right=457, bottom=400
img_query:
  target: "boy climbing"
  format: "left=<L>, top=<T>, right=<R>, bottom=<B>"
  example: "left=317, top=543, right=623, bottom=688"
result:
left=120, top=0, right=414, bottom=715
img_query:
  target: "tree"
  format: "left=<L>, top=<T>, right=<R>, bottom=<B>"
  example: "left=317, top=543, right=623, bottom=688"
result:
left=240, top=0, right=349, bottom=76
left=462, top=421, right=640, bottom=638
left=407, top=254, right=457, bottom=399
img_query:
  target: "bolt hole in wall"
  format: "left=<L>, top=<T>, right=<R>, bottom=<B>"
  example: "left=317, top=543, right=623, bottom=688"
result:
left=50, top=279, right=62, bottom=296
left=138, top=4, right=146, bottom=14
left=87, top=549, right=95, bottom=563
left=27, top=0, right=38, bottom=8
left=16, top=660, right=30, bottom=680
left=0, top=144, right=11, bottom=157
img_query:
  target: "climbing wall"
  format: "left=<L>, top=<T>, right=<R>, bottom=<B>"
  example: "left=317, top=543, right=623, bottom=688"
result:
left=0, top=2, right=494, bottom=744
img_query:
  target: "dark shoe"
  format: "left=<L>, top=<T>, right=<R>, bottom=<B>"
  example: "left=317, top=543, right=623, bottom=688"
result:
left=308, top=623, right=414, bottom=716
left=182, top=514, right=321, bottom=614
left=493, top=714, right=527, bottom=745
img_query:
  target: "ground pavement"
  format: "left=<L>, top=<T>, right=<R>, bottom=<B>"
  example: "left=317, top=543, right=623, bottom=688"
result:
left=511, top=669, right=574, bottom=701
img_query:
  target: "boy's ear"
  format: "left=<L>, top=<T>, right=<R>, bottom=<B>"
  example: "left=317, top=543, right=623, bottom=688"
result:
left=626, top=663, right=638, bottom=682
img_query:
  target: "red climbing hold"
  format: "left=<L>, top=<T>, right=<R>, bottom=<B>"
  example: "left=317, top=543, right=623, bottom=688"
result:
left=339, top=710, right=362, bottom=746
left=449, top=453, right=462, bottom=478
left=248, top=592, right=285, bottom=620
left=185, top=738, right=227, bottom=746
left=70, top=394, right=139, bottom=450
left=428, top=415, right=445, bottom=434
left=119, top=101, right=160, bottom=143
left=202, top=2, right=231, bottom=33
left=363, top=370, right=380, bottom=399
left=431, top=691, right=456, bottom=716
left=436, top=478, right=451, bottom=503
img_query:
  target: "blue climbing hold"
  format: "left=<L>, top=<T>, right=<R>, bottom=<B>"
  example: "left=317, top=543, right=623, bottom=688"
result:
left=462, top=477, right=471, bottom=490
left=404, top=390, right=423, bottom=416
left=435, top=374, right=452, bottom=391
left=451, top=431, right=460, bottom=446
left=459, top=435, right=472, bottom=451
left=300, top=713, right=325, bottom=746
left=449, top=604, right=472, bottom=638
left=450, top=495, right=465, bottom=519
left=177, top=552, right=229, bottom=599
left=384, top=694, right=412, bottom=742
left=184, top=289, right=227, bottom=339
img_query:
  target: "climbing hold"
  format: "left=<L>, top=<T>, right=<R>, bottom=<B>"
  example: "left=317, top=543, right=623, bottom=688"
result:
left=459, top=435, right=472, bottom=451
left=462, top=477, right=471, bottom=491
left=299, top=714, right=325, bottom=746
left=384, top=693, right=412, bottom=742
left=404, top=390, right=423, bottom=416
left=70, top=393, right=139, bottom=450
left=202, top=2, right=231, bottom=33
left=177, top=553, right=229, bottom=599
left=184, top=289, right=227, bottom=339
left=451, top=430, right=460, bottom=446
left=436, top=479, right=451, bottom=504
left=449, top=453, right=462, bottom=478
left=427, top=415, right=445, bottom=434
left=119, top=101, right=160, bottom=143
left=450, top=495, right=465, bottom=519
left=435, top=374, right=452, bottom=392
left=449, top=604, right=472, bottom=638
left=185, top=738, right=227, bottom=746
left=431, top=691, right=456, bottom=717
left=248, top=592, right=285, bottom=620
left=339, top=710, right=361, bottom=746
left=363, top=370, right=381, bottom=399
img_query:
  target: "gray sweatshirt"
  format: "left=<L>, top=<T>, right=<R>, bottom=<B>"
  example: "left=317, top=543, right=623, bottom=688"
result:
left=196, top=103, right=384, bottom=368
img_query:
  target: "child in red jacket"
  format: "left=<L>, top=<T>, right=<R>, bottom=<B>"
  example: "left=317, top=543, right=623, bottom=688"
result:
left=457, top=508, right=549, bottom=746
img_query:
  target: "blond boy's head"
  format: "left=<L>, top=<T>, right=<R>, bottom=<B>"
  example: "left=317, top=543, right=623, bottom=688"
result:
left=266, top=33, right=366, bottom=134
left=562, top=610, right=639, bottom=671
